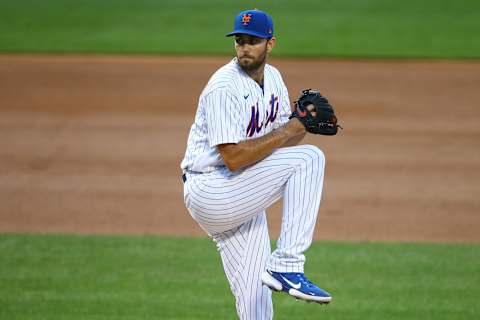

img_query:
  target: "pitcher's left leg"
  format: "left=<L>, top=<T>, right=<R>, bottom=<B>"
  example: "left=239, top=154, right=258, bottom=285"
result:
left=262, top=145, right=332, bottom=304
left=268, top=144, right=326, bottom=272
left=213, top=212, right=273, bottom=320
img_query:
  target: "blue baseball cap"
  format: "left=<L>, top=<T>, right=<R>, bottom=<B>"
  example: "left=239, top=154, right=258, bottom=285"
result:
left=226, top=9, right=274, bottom=39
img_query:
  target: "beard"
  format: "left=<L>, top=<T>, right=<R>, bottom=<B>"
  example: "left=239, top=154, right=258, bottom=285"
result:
left=237, top=48, right=268, bottom=73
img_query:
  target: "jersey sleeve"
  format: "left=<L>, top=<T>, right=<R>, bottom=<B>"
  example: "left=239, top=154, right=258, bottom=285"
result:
left=204, top=89, right=245, bottom=147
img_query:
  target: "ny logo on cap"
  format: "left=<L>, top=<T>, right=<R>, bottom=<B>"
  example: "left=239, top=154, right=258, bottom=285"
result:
left=242, top=13, right=252, bottom=25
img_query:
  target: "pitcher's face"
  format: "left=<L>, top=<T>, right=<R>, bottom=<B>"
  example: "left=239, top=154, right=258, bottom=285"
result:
left=235, top=34, right=275, bottom=72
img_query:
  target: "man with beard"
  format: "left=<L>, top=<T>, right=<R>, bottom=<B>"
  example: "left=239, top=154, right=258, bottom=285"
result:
left=181, top=9, right=332, bottom=319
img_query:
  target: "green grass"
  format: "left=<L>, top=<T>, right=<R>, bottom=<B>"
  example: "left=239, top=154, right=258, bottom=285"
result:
left=0, top=0, right=479, bottom=58
left=0, top=234, right=479, bottom=319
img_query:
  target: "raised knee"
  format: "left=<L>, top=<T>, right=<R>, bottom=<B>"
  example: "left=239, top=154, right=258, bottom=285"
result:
left=303, top=144, right=325, bottom=167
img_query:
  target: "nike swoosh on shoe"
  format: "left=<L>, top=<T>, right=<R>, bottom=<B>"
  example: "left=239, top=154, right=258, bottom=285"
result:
left=281, top=275, right=301, bottom=289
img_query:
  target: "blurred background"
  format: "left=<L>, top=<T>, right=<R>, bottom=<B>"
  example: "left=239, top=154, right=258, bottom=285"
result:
left=1, top=1, right=479, bottom=319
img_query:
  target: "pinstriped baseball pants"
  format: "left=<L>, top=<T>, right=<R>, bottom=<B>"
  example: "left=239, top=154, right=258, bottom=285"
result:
left=183, top=145, right=326, bottom=319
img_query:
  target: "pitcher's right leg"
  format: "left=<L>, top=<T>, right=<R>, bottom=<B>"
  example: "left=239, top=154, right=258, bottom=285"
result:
left=212, top=212, right=273, bottom=320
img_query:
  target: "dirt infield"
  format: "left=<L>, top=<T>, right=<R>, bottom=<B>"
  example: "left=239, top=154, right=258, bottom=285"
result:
left=1, top=54, right=479, bottom=243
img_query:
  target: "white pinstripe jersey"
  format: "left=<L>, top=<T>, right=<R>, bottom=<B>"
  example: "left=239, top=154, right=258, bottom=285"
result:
left=181, top=58, right=291, bottom=173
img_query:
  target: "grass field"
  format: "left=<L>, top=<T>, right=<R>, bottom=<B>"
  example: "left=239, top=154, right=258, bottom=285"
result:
left=1, top=234, right=479, bottom=319
left=0, top=0, right=479, bottom=58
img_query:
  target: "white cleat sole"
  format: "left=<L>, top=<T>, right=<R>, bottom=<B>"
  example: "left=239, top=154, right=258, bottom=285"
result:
left=261, top=271, right=283, bottom=291
left=288, top=288, right=332, bottom=304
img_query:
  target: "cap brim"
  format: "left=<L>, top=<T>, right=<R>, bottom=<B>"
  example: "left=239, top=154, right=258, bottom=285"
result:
left=226, top=30, right=271, bottom=39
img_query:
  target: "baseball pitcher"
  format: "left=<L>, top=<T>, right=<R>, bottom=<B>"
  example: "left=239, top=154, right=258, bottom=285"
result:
left=181, top=9, right=340, bottom=319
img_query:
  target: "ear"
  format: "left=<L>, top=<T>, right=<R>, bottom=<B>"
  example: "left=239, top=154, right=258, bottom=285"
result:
left=266, top=37, right=276, bottom=53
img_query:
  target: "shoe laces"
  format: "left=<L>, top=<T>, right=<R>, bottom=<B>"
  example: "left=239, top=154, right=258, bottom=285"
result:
left=297, top=274, right=316, bottom=288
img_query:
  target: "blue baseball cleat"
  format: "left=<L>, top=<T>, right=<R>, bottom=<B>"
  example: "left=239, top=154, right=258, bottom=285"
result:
left=261, top=270, right=332, bottom=304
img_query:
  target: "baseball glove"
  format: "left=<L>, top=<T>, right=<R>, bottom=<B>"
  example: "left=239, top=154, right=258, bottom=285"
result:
left=290, top=89, right=341, bottom=135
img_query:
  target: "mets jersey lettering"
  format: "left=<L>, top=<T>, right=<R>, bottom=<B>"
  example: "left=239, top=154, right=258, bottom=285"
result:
left=246, top=94, right=279, bottom=137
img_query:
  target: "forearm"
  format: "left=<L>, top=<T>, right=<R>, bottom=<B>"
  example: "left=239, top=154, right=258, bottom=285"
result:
left=218, top=119, right=305, bottom=171
left=282, top=131, right=306, bottom=148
